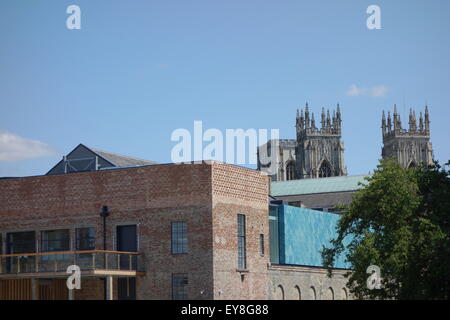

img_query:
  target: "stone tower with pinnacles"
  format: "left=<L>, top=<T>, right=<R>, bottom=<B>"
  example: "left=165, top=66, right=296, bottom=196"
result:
left=294, top=103, right=347, bottom=179
left=257, top=103, right=434, bottom=181
left=381, top=105, right=433, bottom=168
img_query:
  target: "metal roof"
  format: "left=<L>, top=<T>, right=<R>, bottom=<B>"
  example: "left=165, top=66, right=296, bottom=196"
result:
left=90, top=148, right=158, bottom=167
left=271, top=175, right=370, bottom=196
left=45, top=144, right=158, bottom=175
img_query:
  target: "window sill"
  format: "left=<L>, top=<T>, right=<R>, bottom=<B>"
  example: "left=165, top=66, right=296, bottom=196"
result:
left=236, top=268, right=249, bottom=273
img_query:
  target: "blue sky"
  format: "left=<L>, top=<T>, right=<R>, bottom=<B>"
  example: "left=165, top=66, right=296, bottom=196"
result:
left=0, top=0, right=449, bottom=177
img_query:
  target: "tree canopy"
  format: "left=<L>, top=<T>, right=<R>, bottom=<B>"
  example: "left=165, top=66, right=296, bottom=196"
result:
left=322, top=159, right=450, bottom=299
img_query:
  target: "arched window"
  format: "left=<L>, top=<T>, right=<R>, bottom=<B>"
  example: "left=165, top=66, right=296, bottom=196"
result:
left=326, top=287, right=334, bottom=300
left=294, top=286, right=301, bottom=300
left=310, top=286, right=316, bottom=300
left=408, top=161, right=417, bottom=169
left=286, top=161, right=296, bottom=181
left=276, top=285, right=285, bottom=300
left=342, top=288, right=348, bottom=300
left=318, top=160, right=332, bottom=178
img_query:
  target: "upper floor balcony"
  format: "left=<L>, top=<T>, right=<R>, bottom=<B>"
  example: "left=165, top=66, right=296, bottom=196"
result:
left=0, top=250, right=144, bottom=279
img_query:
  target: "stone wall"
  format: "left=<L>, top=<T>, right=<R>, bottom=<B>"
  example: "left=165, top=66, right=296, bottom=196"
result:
left=268, top=265, right=352, bottom=300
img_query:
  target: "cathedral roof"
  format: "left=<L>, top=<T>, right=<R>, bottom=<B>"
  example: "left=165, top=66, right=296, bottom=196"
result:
left=271, top=175, right=369, bottom=196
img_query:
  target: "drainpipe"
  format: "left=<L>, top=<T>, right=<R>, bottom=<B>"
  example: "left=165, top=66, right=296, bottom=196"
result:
left=100, top=206, right=110, bottom=251
left=100, top=205, right=110, bottom=300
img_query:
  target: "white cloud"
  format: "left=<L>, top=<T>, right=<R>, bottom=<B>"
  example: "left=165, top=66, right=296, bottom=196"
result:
left=370, top=85, right=390, bottom=97
left=346, top=84, right=390, bottom=97
left=346, top=84, right=367, bottom=97
left=0, top=130, right=59, bottom=162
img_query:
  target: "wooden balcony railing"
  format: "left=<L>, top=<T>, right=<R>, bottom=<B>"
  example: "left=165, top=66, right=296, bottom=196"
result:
left=0, top=250, right=144, bottom=275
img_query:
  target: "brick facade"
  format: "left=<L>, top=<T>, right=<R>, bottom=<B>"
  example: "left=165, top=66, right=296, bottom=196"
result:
left=0, top=162, right=272, bottom=300
left=0, top=161, right=351, bottom=300
left=211, top=163, right=270, bottom=300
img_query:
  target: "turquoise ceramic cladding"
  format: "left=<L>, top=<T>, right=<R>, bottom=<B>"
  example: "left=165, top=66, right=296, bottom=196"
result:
left=278, top=205, right=351, bottom=269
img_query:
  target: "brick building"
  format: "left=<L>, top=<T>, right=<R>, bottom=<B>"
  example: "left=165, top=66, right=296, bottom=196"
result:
left=0, top=146, right=351, bottom=300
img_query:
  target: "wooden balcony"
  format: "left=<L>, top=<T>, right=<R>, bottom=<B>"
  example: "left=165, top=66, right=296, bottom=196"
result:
left=0, top=250, right=145, bottom=279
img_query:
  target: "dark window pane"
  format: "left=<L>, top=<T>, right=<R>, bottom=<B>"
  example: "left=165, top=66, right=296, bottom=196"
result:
left=172, top=273, right=188, bottom=300
left=171, top=222, right=187, bottom=254
left=41, top=230, right=70, bottom=252
left=76, top=227, right=96, bottom=250
left=7, top=231, right=36, bottom=254
left=237, top=214, right=246, bottom=269
left=286, top=161, right=296, bottom=180
left=260, top=234, right=265, bottom=256
left=6, top=232, right=36, bottom=273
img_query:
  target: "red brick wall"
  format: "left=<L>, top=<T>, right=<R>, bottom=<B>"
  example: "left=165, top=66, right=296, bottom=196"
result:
left=0, top=163, right=214, bottom=299
left=211, top=163, right=270, bottom=300
left=0, top=162, right=270, bottom=300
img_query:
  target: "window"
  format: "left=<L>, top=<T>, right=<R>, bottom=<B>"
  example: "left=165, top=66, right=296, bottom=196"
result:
left=408, top=161, right=418, bottom=169
left=310, top=286, right=317, bottom=300
left=286, top=161, right=296, bottom=180
left=295, top=286, right=302, bottom=300
left=172, top=273, right=188, bottom=300
left=327, top=287, right=335, bottom=300
left=269, top=206, right=280, bottom=264
left=259, top=234, right=265, bottom=256
left=6, top=231, right=36, bottom=273
left=342, top=288, right=348, bottom=300
left=318, top=160, right=332, bottom=178
left=7, top=231, right=36, bottom=254
left=76, top=227, right=96, bottom=250
left=237, top=214, right=246, bottom=269
left=276, top=285, right=285, bottom=300
left=41, top=229, right=70, bottom=252
left=171, top=222, right=187, bottom=254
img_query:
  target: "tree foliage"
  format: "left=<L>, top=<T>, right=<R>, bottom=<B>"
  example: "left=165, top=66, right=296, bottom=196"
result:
left=322, top=159, right=450, bottom=299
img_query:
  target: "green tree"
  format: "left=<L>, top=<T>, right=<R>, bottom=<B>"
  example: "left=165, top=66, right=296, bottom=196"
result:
left=322, top=159, right=450, bottom=299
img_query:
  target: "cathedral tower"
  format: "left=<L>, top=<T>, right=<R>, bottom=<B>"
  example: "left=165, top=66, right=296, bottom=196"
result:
left=381, top=105, right=433, bottom=168
left=295, top=103, right=347, bottom=179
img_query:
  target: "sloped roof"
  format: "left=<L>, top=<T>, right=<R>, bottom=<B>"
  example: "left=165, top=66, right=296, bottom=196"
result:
left=90, top=148, right=158, bottom=167
left=271, top=175, right=370, bottom=196
left=46, top=144, right=158, bottom=175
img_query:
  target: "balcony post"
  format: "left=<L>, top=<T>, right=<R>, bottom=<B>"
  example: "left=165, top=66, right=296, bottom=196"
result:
left=31, top=278, right=38, bottom=300
left=106, top=275, right=113, bottom=300
left=35, top=255, right=39, bottom=273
